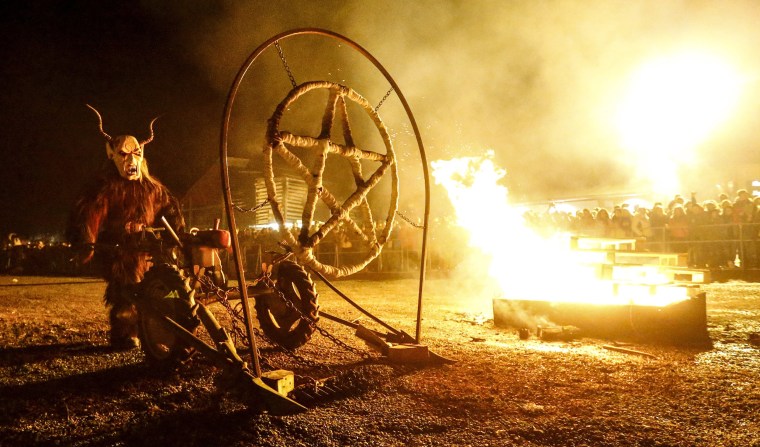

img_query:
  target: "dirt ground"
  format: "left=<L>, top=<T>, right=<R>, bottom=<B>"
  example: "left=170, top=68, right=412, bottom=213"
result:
left=0, top=275, right=758, bottom=447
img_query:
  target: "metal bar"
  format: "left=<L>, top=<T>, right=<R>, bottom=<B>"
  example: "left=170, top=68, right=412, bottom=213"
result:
left=194, top=301, right=243, bottom=363
left=160, top=316, right=232, bottom=367
left=220, top=27, right=430, bottom=350
left=159, top=216, right=183, bottom=248
left=311, top=269, right=404, bottom=337
left=320, top=310, right=407, bottom=340
left=219, top=46, right=270, bottom=379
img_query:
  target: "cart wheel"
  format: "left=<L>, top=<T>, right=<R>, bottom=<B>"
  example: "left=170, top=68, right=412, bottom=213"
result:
left=137, top=264, right=199, bottom=366
left=254, top=261, right=319, bottom=350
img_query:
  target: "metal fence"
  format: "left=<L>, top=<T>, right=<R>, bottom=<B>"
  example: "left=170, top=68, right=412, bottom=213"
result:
left=5, top=222, right=760, bottom=277
left=240, top=242, right=427, bottom=276
left=636, top=223, right=760, bottom=269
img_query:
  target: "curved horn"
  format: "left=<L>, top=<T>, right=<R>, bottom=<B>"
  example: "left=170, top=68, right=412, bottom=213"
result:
left=85, top=104, right=113, bottom=141
left=141, top=116, right=160, bottom=146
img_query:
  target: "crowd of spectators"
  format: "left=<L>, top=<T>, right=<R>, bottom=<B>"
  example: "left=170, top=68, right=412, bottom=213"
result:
left=523, top=189, right=760, bottom=269
left=5, top=189, right=760, bottom=276
left=237, top=220, right=428, bottom=274
left=1, top=234, right=85, bottom=276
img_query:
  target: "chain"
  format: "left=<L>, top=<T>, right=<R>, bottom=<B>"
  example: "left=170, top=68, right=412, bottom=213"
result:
left=197, top=276, right=283, bottom=371
left=206, top=272, right=369, bottom=374
left=233, top=199, right=269, bottom=214
left=274, top=40, right=297, bottom=89
left=396, top=210, right=425, bottom=229
left=198, top=270, right=407, bottom=402
left=375, top=87, right=394, bottom=112
left=204, top=281, right=247, bottom=344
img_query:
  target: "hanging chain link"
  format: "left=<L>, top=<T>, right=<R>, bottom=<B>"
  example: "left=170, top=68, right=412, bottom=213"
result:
left=274, top=40, right=297, bottom=89
left=375, top=87, right=395, bottom=112
left=192, top=265, right=417, bottom=403
left=233, top=198, right=269, bottom=214
left=198, top=276, right=276, bottom=371
left=396, top=210, right=425, bottom=229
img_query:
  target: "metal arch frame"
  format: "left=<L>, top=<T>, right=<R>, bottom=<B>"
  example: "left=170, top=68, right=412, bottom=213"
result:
left=219, top=28, right=431, bottom=372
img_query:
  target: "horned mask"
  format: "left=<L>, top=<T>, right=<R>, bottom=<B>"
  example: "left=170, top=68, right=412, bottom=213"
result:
left=86, top=104, right=157, bottom=181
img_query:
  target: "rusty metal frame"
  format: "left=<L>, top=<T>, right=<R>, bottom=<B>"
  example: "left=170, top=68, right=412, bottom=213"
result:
left=219, top=28, right=431, bottom=374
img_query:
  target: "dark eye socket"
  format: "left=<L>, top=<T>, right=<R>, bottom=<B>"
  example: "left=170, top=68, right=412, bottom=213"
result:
left=118, top=150, right=141, bottom=157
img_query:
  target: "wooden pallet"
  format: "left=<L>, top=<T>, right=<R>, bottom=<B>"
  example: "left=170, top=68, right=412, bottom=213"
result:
left=571, top=236, right=637, bottom=251
left=574, top=250, right=687, bottom=267
left=662, top=267, right=711, bottom=284
left=591, top=264, right=709, bottom=284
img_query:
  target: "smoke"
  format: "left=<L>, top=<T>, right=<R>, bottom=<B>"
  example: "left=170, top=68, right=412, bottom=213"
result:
left=146, top=0, right=760, bottom=209
left=3, top=0, right=758, bottom=237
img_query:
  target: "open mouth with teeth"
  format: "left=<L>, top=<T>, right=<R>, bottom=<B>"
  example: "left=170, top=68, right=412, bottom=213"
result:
left=125, top=164, right=139, bottom=178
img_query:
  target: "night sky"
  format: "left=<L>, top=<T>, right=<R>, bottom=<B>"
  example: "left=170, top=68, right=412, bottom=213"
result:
left=1, top=2, right=228, bottom=237
left=2, top=1, right=760, bottom=239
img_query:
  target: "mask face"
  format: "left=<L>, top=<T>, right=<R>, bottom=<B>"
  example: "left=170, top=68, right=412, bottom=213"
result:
left=107, top=136, right=144, bottom=180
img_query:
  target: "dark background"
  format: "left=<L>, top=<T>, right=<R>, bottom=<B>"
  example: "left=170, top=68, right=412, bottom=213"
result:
left=2, top=0, right=760, bottom=239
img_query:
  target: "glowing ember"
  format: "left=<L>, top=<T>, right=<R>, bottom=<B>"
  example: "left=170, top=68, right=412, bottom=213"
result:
left=432, top=152, right=690, bottom=307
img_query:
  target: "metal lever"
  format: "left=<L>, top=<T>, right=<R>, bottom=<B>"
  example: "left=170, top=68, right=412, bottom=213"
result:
left=160, top=216, right=183, bottom=248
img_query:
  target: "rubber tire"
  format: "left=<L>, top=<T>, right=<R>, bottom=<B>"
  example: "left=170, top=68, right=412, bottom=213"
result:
left=137, top=264, right=199, bottom=366
left=254, top=261, right=319, bottom=350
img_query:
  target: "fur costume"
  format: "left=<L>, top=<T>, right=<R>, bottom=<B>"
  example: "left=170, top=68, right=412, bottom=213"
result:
left=67, top=105, right=184, bottom=348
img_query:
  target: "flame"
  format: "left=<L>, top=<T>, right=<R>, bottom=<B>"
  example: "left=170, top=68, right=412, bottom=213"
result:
left=431, top=152, right=690, bottom=307
left=616, top=51, right=744, bottom=196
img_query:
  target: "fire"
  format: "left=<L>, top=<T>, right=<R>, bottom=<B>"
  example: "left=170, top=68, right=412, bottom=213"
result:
left=615, top=51, right=743, bottom=195
left=431, top=152, right=690, bottom=307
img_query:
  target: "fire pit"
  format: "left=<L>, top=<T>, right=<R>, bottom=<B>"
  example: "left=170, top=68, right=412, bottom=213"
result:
left=492, top=237, right=710, bottom=345
left=493, top=293, right=707, bottom=344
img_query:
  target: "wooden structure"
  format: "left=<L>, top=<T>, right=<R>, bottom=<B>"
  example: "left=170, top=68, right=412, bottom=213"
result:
left=181, top=158, right=307, bottom=230
left=253, top=176, right=308, bottom=227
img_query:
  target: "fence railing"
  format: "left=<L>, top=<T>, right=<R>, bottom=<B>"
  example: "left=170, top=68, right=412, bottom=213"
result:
left=6, top=222, right=760, bottom=277
left=239, top=242, right=428, bottom=276
left=576, top=222, right=760, bottom=269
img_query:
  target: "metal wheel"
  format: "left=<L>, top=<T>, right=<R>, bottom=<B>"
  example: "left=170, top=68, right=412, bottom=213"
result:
left=254, top=260, right=319, bottom=350
left=137, top=264, right=199, bottom=365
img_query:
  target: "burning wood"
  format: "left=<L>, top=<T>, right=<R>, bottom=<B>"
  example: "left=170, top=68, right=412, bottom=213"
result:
left=431, top=155, right=709, bottom=344
left=493, top=236, right=709, bottom=345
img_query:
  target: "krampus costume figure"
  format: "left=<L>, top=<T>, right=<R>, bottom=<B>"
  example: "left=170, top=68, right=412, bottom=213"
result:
left=67, top=105, right=184, bottom=350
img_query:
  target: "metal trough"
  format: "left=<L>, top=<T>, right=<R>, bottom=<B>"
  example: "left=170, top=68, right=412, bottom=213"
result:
left=493, top=292, right=708, bottom=345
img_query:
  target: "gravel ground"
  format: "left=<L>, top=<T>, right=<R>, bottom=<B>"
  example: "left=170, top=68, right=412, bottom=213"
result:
left=0, top=275, right=758, bottom=446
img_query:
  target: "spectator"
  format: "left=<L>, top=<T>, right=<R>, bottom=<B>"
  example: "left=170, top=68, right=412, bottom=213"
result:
left=702, top=200, right=723, bottom=268
left=592, top=208, right=612, bottom=237
left=747, top=200, right=760, bottom=268
left=668, top=205, right=690, bottom=254
left=668, top=194, right=685, bottom=212
left=611, top=206, right=633, bottom=238
left=720, top=201, right=739, bottom=267
left=687, top=202, right=708, bottom=267
left=733, top=189, right=754, bottom=224
left=575, top=208, right=596, bottom=236
left=648, top=203, right=668, bottom=251
left=631, top=207, right=652, bottom=241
